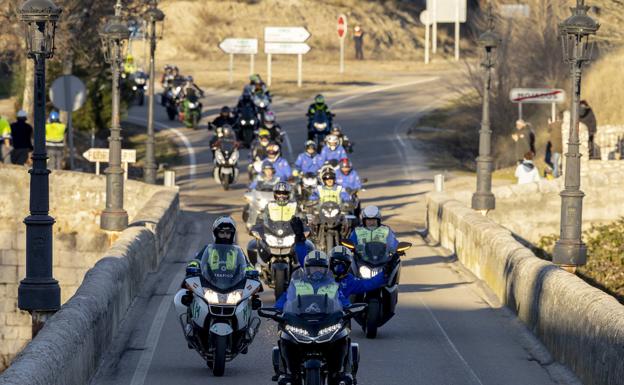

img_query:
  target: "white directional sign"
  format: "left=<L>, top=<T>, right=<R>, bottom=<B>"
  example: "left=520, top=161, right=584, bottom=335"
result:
left=264, top=27, right=310, bottom=43
left=264, top=42, right=311, bottom=55
left=510, top=88, right=566, bottom=104
left=426, top=0, right=467, bottom=23
left=83, top=148, right=137, bottom=179
left=218, top=38, right=258, bottom=55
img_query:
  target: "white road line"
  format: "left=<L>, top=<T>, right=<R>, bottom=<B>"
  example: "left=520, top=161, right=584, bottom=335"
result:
left=417, top=296, right=486, bottom=385
left=331, top=77, right=439, bottom=108
left=125, top=116, right=197, bottom=180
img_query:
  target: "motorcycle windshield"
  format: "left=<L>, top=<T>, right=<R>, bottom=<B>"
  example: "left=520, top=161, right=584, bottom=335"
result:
left=283, top=269, right=343, bottom=316
left=199, top=244, right=247, bottom=291
left=357, top=242, right=390, bottom=265
left=264, top=217, right=294, bottom=236
left=241, top=105, right=256, bottom=120
left=220, top=139, right=236, bottom=152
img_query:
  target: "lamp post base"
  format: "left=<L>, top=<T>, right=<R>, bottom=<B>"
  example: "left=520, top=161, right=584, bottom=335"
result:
left=100, top=209, right=129, bottom=231
left=471, top=192, right=495, bottom=211
left=18, top=278, right=61, bottom=312
left=552, top=239, right=587, bottom=266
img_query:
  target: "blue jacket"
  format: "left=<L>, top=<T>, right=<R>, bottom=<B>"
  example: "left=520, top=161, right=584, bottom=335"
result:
left=337, top=169, right=362, bottom=191
left=319, top=145, right=347, bottom=164
left=270, top=157, right=292, bottom=181
left=295, top=152, right=321, bottom=174
left=349, top=226, right=399, bottom=251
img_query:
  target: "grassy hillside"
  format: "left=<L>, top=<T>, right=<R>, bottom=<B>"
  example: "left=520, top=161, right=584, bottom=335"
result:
left=583, top=47, right=624, bottom=125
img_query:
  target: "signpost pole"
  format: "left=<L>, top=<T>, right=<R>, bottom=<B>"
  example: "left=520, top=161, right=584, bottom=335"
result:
left=455, top=0, right=460, bottom=61
left=267, top=53, right=272, bottom=87
left=425, top=12, right=430, bottom=64
left=432, top=0, right=438, bottom=54
left=551, top=102, right=556, bottom=123
left=250, top=54, right=255, bottom=75
left=340, top=38, right=345, bottom=73
left=62, top=75, right=75, bottom=170
left=228, top=53, right=234, bottom=85
left=518, top=103, right=523, bottom=120
left=297, top=53, right=303, bottom=88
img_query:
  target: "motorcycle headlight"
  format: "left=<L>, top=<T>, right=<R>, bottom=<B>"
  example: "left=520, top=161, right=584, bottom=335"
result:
left=204, top=289, right=243, bottom=305
left=241, top=120, right=246, bottom=125
left=285, top=325, right=310, bottom=337
left=132, top=86, right=137, bottom=91
left=188, top=103, right=197, bottom=109
left=314, top=122, right=327, bottom=129
left=229, top=151, right=239, bottom=164
left=250, top=119, right=255, bottom=125
left=322, top=208, right=339, bottom=218
left=318, top=323, right=342, bottom=337
left=358, top=265, right=382, bottom=279
left=215, top=150, right=225, bottom=163
left=303, top=178, right=317, bottom=187
left=282, top=235, right=295, bottom=247
left=260, top=102, right=265, bottom=108
left=226, top=290, right=243, bottom=305
left=204, top=289, right=219, bottom=303
left=265, top=234, right=281, bottom=247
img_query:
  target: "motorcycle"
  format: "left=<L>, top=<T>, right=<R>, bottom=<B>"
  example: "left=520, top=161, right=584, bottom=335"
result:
left=342, top=240, right=412, bottom=339
left=295, top=172, right=318, bottom=212
left=308, top=110, right=333, bottom=148
left=236, top=103, right=258, bottom=148
left=173, top=244, right=263, bottom=376
left=242, top=184, right=274, bottom=232
left=253, top=93, right=271, bottom=118
left=130, top=71, right=148, bottom=106
left=247, top=216, right=313, bottom=301
left=259, top=270, right=367, bottom=385
left=213, top=139, right=239, bottom=191
left=308, top=201, right=353, bottom=253
left=183, top=93, right=202, bottom=129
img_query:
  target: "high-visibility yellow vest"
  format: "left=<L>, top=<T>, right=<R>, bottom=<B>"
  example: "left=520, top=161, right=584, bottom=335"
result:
left=267, top=202, right=297, bottom=222
left=207, top=246, right=238, bottom=271
left=354, top=226, right=390, bottom=245
left=0, top=118, right=10, bottom=139
left=294, top=280, right=339, bottom=297
left=317, top=186, right=343, bottom=204
left=45, top=122, right=66, bottom=146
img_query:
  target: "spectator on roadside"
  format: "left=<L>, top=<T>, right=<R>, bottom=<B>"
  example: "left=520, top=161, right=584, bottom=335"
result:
left=579, top=100, right=598, bottom=159
left=45, top=110, right=66, bottom=170
left=515, top=152, right=540, bottom=185
left=548, top=113, right=563, bottom=178
left=9, top=110, right=33, bottom=166
left=511, top=119, right=535, bottom=163
left=353, top=25, right=365, bottom=60
left=1, top=115, right=11, bottom=164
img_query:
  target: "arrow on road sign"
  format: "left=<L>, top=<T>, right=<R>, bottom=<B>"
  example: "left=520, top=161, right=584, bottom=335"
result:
left=219, top=38, right=258, bottom=55
left=265, top=27, right=311, bottom=43
left=264, top=42, right=311, bottom=55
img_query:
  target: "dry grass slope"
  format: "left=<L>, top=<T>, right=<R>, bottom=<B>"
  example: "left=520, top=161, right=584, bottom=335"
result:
left=584, top=47, right=624, bottom=125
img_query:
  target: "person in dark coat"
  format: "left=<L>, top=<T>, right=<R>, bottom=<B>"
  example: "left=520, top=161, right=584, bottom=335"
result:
left=9, top=110, right=33, bottom=165
left=548, top=114, right=563, bottom=178
left=579, top=100, right=598, bottom=159
left=511, top=119, right=535, bottom=163
left=353, top=25, right=365, bottom=60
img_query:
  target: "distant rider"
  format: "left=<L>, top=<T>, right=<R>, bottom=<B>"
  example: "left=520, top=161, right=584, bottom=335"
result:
left=264, top=182, right=299, bottom=223
left=249, top=129, right=272, bottom=163
left=261, top=111, right=283, bottom=144
left=249, top=161, right=281, bottom=190
left=265, top=143, right=292, bottom=182
left=319, top=135, right=348, bottom=165
left=210, top=106, right=237, bottom=130
left=336, top=158, right=362, bottom=192
left=310, top=168, right=351, bottom=204
left=295, top=140, right=321, bottom=175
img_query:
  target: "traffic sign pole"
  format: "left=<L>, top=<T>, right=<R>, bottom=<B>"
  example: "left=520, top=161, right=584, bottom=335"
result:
left=340, top=39, right=345, bottom=73
left=425, top=12, right=430, bottom=64
left=432, top=0, right=438, bottom=54
left=297, top=54, right=303, bottom=88
left=267, top=54, right=272, bottom=87
left=62, top=75, right=75, bottom=170
left=338, top=15, right=347, bottom=74
left=229, top=53, right=234, bottom=85
left=250, top=54, right=255, bottom=75
left=455, top=0, right=460, bottom=61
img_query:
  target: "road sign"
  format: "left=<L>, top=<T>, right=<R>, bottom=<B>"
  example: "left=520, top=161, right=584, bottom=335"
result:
left=420, top=10, right=432, bottom=26
left=338, top=15, right=347, bottom=39
left=510, top=88, right=566, bottom=104
left=218, top=38, right=258, bottom=55
left=264, top=27, right=310, bottom=43
left=501, top=4, right=530, bottom=18
left=49, top=75, right=87, bottom=112
left=426, top=0, right=467, bottom=22
left=264, top=42, right=311, bottom=55
left=83, top=148, right=137, bottom=179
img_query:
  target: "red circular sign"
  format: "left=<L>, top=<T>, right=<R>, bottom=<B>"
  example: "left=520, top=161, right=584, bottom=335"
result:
left=337, top=15, right=347, bottom=38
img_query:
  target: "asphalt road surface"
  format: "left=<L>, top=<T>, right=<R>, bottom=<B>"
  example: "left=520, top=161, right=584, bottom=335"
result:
left=91, top=74, right=578, bottom=385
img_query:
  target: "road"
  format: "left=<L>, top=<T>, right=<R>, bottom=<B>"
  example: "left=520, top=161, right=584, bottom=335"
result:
left=91, top=74, right=578, bottom=385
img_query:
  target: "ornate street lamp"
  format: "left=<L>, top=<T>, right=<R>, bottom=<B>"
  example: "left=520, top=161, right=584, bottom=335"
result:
left=553, top=0, right=599, bottom=268
left=472, top=5, right=500, bottom=213
left=143, top=0, right=165, bottom=184
left=99, top=0, right=130, bottom=231
left=17, top=0, right=62, bottom=336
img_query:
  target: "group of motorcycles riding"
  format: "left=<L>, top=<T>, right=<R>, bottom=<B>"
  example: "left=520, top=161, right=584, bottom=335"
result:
left=173, top=78, right=411, bottom=385
left=160, top=65, right=205, bottom=129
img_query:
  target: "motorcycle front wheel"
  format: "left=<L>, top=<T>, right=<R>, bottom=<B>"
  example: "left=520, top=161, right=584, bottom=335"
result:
left=365, top=298, right=380, bottom=339
left=274, top=268, right=287, bottom=301
left=212, top=334, right=227, bottom=376
left=305, top=366, right=322, bottom=385
left=166, top=106, right=177, bottom=121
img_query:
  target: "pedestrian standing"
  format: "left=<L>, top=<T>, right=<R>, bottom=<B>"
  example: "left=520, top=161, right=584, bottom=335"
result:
left=0, top=115, right=11, bottom=164
left=353, top=25, right=365, bottom=60
left=511, top=119, right=535, bottom=163
left=579, top=100, right=597, bottom=159
left=548, top=113, right=563, bottom=178
left=45, top=110, right=66, bottom=170
left=515, top=152, right=540, bottom=185
left=9, top=110, right=33, bottom=166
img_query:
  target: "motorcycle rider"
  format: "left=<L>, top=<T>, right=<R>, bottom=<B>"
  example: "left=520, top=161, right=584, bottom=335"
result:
left=319, top=135, right=348, bottom=165
left=250, top=74, right=271, bottom=101
left=266, top=143, right=292, bottom=182
left=264, top=182, right=299, bottom=223
left=307, top=94, right=332, bottom=118
left=210, top=106, right=236, bottom=130
left=294, top=140, right=321, bottom=174
left=249, top=161, right=281, bottom=190
left=236, top=87, right=256, bottom=111
left=182, top=87, right=202, bottom=128
left=310, top=168, right=351, bottom=204
left=349, top=205, right=399, bottom=251
left=209, top=124, right=237, bottom=158
left=336, top=158, right=362, bottom=192
left=183, top=75, right=205, bottom=98
left=249, top=128, right=272, bottom=162
left=330, top=125, right=353, bottom=153
left=261, top=111, right=283, bottom=144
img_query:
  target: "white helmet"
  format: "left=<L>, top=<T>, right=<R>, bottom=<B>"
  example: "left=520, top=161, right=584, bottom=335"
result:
left=361, top=206, right=382, bottom=227
left=325, top=134, right=339, bottom=146
left=16, top=110, right=28, bottom=119
left=212, top=216, right=237, bottom=244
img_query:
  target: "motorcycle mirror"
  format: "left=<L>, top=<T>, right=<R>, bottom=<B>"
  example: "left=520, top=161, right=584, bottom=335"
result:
left=340, top=240, right=355, bottom=250
left=397, top=242, right=412, bottom=253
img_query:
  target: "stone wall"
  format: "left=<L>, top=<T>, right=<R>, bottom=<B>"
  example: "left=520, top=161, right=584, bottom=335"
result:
left=425, top=193, right=624, bottom=385
left=0, top=164, right=173, bottom=370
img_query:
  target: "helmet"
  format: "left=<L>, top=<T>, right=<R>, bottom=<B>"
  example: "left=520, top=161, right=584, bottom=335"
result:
left=250, top=74, right=260, bottom=84
left=339, top=158, right=352, bottom=170
left=186, top=75, right=194, bottom=82
left=314, top=94, right=325, bottom=105
left=16, top=110, right=27, bottom=119
left=164, top=64, right=172, bottom=70
left=331, top=125, right=342, bottom=136
left=262, top=160, right=275, bottom=172
left=305, top=140, right=316, bottom=151
left=273, top=182, right=291, bottom=205
left=49, top=111, right=60, bottom=122
left=329, top=246, right=353, bottom=278
left=361, top=205, right=382, bottom=228
left=267, top=143, right=280, bottom=158
left=258, top=129, right=271, bottom=139
left=220, top=106, right=231, bottom=115
left=321, top=168, right=336, bottom=182
left=212, top=216, right=237, bottom=244
left=264, top=111, right=276, bottom=123
left=325, top=135, right=339, bottom=147
left=304, top=250, right=330, bottom=281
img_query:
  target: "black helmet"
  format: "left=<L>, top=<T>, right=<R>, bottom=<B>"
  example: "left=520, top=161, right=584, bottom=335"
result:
left=329, top=246, right=353, bottom=279
left=262, top=160, right=275, bottom=172
left=305, top=140, right=316, bottom=151
left=212, top=216, right=236, bottom=244
left=304, top=250, right=330, bottom=281
left=314, top=94, right=325, bottom=105
left=321, top=168, right=336, bottom=182
left=220, top=106, right=231, bottom=115
left=273, top=182, right=291, bottom=205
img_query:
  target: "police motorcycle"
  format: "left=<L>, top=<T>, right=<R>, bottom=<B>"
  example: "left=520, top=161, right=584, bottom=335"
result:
left=173, top=245, right=263, bottom=376
left=308, top=110, right=334, bottom=149
left=243, top=184, right=275, bottom=231
left=130, top=71, right=148, bottom=106
left=236, top=103, right=258, bottom=148
left=213, top=137, right=239, bottom=191
left=259, top=269, right=367, bottom=385
left=341, top=240, right=412, bottom=338
left=247, top=213, right=314, bottom=301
